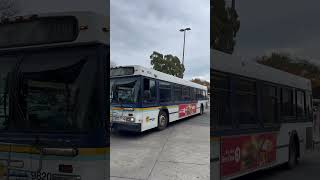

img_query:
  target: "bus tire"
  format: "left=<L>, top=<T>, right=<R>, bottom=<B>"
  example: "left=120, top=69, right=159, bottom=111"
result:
left=157, top=110, right=168, bottom=131
left=200, top=105, right=204, bottom=115
left=287, top=138, right=298, bottom=169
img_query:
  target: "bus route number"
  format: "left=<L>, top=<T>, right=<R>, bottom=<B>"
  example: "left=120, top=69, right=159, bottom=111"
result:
left=31, top=171, right=51, bottom=180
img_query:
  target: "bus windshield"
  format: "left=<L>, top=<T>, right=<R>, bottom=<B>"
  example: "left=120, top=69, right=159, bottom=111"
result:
left=110, top=77, right=140, bottom=104
left=0, top=48, right=100, bottom=132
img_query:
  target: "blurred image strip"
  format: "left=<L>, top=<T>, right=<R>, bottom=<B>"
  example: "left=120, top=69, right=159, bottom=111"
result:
left=0, top=0, right=110, bottom=179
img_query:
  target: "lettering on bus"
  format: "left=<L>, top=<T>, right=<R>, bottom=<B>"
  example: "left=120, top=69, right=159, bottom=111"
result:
left=179, top=103, right=196, bottom=118
left=221, top=133, right=277, bottom=177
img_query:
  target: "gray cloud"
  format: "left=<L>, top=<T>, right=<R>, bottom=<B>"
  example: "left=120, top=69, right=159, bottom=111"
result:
left=111, top=0, right=210, bottom=81
left=232, top=0, right=320, bottom=61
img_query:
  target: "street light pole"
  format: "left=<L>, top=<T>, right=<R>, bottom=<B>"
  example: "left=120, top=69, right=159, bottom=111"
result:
left=182, top=30, right=186, bottom=65
left=179, top=27, right=191, bottom=66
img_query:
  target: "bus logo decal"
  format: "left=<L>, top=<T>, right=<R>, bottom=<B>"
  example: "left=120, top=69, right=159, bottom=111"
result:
left=146, top=116, right=155, bottom=123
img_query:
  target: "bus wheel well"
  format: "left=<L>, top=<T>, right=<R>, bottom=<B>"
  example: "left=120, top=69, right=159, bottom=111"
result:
left=292, top=132, right=300, bottom=158
left=160, top=108, right=169, bottom=122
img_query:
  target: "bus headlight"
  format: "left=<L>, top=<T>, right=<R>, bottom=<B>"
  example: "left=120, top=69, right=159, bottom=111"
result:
left=126, top=117, right=135, bottom=122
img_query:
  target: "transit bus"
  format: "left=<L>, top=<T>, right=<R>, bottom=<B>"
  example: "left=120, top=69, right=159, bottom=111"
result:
left=211, top=50, right=314, bottom=180
left=0, top=11, right=109, bottom=179
left=110, top=65, right=209, bottom=132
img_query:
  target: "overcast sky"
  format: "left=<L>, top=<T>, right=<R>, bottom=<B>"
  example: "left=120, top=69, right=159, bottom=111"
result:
left=229, top=0, right=320, bottom=65
left=111, top=0, right=210, bottom=82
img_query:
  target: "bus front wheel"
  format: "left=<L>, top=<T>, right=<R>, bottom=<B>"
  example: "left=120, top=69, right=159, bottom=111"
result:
left=157, top=111, right=168, bottom=131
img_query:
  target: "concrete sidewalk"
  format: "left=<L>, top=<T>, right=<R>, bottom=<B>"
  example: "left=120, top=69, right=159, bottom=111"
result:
left=111, top=109, right=210, bottom=180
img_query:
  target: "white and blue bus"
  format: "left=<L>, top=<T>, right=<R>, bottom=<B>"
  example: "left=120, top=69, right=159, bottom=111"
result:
left=211, top=50, right=314, bottom=180
left=110, top=65, right=209, bottom=132
left=0, top=11, right=109, bottom=180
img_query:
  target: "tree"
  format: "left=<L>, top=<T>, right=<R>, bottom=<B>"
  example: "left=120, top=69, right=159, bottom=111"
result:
left=110, top=61, right=117, bottom=68
left=150, top=51, right=185, bottom=78
left=191, top=78, right=210, bottom=92
left=0, top=0, right=19, bottom=20
left=256, top=52, right=320, bottom=98
left=211, top=0, right=240, bottom=54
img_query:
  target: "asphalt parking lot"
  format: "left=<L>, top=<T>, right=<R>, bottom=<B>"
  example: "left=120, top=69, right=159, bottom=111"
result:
left=110, top=109, right=210, bottom=180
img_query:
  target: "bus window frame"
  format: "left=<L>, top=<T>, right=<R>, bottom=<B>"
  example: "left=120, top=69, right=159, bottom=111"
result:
left=295, top=88, right=310, bottom=122
left=261, top=82, right=280, bottom=127
left=173, top=84, right=183, bottom=103
left=280, top=87, right=296, bottom=122
left=158, top=80, right=173, bottom=105
left=233, top=76, right=259, bottom=129
left=212, top=71, right=233, bottom=130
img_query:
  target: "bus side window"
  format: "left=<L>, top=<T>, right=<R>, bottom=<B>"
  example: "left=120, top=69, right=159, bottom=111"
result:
left=190, top=88, right=194, bottom=100
left=234, top=79, right=257, bottom=126
left=281, top=88, right=294, bottom=118
left=192, top=88, right=197, bottom=100
left=0, top=73, right=9, bottom=130
left=212, top=73, right=232, bottom=129
left=196, top=89, right=201, bottom=100
left=159, top=81, right=172, bottom=103
left=182, top=86, right=190, bottom=101
left=202, top=90, right=206, bottom=99
left=143, top=78, right=156, bottom=103
left=307, top=93, right=312, bottom=121
left=262, top=85, right=278, bottom=125
left=174, top=85, right=182, bottom=102
left=296, top=90, right=306, bottom=119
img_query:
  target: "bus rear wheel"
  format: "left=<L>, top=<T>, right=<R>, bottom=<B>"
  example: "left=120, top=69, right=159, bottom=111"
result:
left=157, top=111, right=168, bottom=131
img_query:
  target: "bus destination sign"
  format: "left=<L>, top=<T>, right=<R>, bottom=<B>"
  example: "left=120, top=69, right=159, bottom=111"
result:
left=0, top=16, right=78, bottom=48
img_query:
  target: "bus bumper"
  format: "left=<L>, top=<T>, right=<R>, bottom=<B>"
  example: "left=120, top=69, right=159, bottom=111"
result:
left=111, top=122, right=141, bottom=132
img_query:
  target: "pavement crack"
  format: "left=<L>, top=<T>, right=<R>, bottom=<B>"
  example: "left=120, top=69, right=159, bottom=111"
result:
left=111, top=176, right=144, bottom=180
left=157, top=160, right=208, bottom=166
left=146, top=127, right=175, bottom=180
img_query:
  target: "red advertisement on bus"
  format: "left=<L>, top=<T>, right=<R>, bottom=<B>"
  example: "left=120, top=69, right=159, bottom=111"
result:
left=179, top=103, right=197, bottom=118
left=220, top=133, right=277, bottom=177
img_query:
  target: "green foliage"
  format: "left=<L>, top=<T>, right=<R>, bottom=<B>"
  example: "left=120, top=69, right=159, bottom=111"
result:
left=150, top=51, right=185, bottom=78
left=191, top=78, right=210, bottom=92
left=256, top=52, right=320, bottom=98
left=211, top=0, right=240, bottom=54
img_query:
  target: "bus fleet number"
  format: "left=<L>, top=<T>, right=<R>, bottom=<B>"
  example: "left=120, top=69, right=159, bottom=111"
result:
left=31, top=171, right=51, bottom=180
